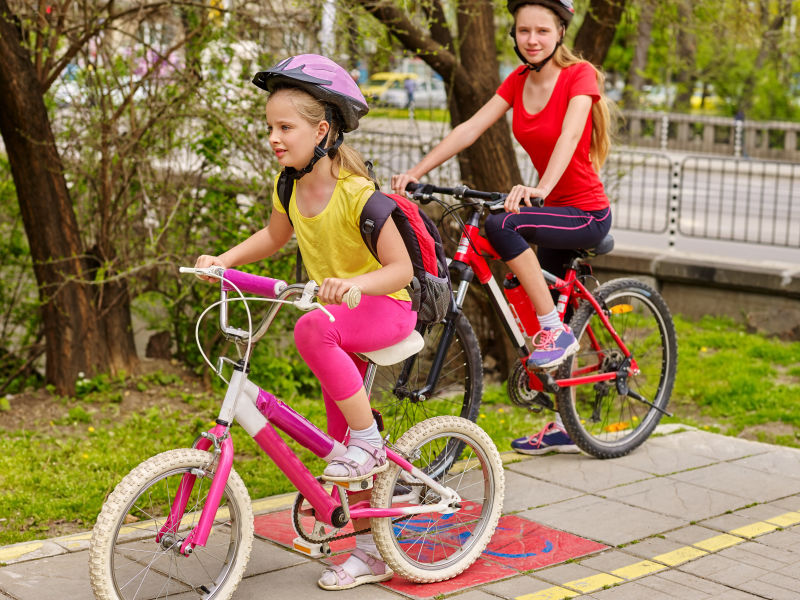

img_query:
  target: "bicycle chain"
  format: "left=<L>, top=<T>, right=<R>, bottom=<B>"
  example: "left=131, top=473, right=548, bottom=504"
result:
left=291, top=484, right=425, bottom=545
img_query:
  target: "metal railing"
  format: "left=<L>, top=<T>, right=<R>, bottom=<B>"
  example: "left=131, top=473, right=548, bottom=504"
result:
left=352, top=128, right=800, bottom=250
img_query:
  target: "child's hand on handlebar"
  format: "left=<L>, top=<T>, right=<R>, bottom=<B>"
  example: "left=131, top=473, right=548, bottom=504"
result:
left=194, top=255, right=228, bottom=282
left=317, top=277, right=357, bottom=306
left=391, top=172, right=419, bottom=196
left=504, top=185, right=546, bottom=213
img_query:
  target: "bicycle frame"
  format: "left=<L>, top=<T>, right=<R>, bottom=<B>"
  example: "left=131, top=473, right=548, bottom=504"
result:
left=162, top=275, right=463, bottom=556
left=443, top=199, right=636, bottom=395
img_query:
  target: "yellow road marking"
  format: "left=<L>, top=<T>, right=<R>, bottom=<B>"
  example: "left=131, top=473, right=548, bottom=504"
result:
left=652, top=546, right=707, bottom=566
left=516, top=586, right=579, bottom=600
left=0, top=541, right=43, bottom=562
left=765, top=511, right=800, bottom=528
left=611, top=559, right=667, bottom=579
left=693, top=533, right=743, bottom=552
left=729, top=521, right=778, bottom=538
left=563, top=573, right=623, bottom=593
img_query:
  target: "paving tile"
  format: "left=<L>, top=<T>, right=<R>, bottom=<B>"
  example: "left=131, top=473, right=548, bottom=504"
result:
left=615, top=536, right=689, bottom=560
left=0, top=550, right=92, bottom=600
left=732, top=448, right=800, bottom=479
left=728, top=503, right=800, bottom=527
left=0, top=539, right=67, bottom=565
left=520, top=495, right=684, bottom=546
left=651, top=569, right=734, bottom=596
left=602, top=477, right=748, bottom=521
left=710, top=591, right=764, bottom=599
left=699, top=512, right=778, bottom=536
left=533, top=562, right=606, bottom=586
left=481, top=574, right=564, bottom=599
left=444, top=590, right=500, bottom=600
left=506, top=454, right=650, bottom=494
left=232, top=560, right=401, bottom=599
left=663, top=524, right=740, bottom=548
left=737, top=578, right=800, bottom=600
left=717, top=542, right=796, bottom=570
left=678, top=553, right=769, bottom=587
left=645, top=430, right=772, bottom=462
left=501, top=469, right=583, bottom=513
left=670, top=462, right=800, bottom=503
left=588, top=580, right=673, bottom=599
left=612, top=439, right=719, bottom=475
left=756, top=529, right=800, bottom=552
left=244, top=537, right=309, bottom=577
left=578, top=549, right=660, bottom=577
left=770, top=494, right=800, bottom=512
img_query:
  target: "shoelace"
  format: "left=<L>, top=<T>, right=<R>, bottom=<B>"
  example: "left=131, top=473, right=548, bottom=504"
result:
left=531, top=327, right=560, bottom=350
left=526, top=421, right=561, bottom=445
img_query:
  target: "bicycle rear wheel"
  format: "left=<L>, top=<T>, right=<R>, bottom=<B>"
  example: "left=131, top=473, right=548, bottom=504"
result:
left=89, top=448, right=253, bottom=600
left=371, top=416, right=504, bottom=583
left=556, top=278, right=677, bottom=458
left=369, top=313, right=482, bottom=445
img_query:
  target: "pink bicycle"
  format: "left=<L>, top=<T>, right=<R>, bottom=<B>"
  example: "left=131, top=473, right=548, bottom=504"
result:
left=88, top=267, right=504, bottom=600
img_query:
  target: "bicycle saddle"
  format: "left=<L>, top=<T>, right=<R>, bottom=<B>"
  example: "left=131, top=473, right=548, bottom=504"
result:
left=575, top=234, right=614, bottom=259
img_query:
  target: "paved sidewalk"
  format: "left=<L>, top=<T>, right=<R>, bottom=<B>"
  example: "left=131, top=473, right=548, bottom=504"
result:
left=2, top=425, right=800, bottom=599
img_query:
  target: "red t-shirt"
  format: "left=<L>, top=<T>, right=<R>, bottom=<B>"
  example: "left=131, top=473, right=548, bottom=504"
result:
left=496, top=63, right=609, bottom=211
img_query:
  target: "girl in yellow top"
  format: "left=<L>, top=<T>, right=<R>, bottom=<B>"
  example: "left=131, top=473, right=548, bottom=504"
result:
left=195, top=54, right=413, bottom=590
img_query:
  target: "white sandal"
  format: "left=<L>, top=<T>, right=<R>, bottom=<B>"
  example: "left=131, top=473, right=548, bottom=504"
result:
left=317, top=548, right=393, bottom=590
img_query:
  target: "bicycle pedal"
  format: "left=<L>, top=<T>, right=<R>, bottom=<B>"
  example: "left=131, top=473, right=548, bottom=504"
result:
left=337, top=478, right=373, bottom=492
left=292, top=536, right=331, bottom=558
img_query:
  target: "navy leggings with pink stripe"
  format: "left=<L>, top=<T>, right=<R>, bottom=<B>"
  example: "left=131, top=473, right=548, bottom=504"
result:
left=485, top=205, right=612, bottom=280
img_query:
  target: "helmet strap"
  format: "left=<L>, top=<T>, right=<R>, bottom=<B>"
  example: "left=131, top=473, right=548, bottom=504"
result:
left=283, top=129, right=344, bottom=182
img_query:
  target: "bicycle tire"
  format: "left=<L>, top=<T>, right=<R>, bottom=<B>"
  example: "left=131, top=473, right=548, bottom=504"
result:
left=89, top=448, right=254, bottom=600
left=370, top=313, right=483, bottom=445
left=371, top=416, right=504, bottom=583
left=556, top=278, right=678, bottom=458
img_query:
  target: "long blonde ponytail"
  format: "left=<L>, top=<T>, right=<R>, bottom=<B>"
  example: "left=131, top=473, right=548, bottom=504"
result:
left=553, top=46, right=618, bottom=171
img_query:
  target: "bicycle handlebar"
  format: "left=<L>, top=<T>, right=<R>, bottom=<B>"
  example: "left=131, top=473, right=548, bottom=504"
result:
left=180, top=267, right=360, bottom=308
left=405, top=182, right=544, bottom=209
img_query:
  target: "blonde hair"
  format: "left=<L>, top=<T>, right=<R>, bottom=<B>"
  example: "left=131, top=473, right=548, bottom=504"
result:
left=268, top=86, right=371, bottom=180
left=552, top=46, right=617, bottom=171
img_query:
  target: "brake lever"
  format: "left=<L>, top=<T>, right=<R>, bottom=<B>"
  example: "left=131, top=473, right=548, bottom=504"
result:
left=294, top=280, right=335, bottom=322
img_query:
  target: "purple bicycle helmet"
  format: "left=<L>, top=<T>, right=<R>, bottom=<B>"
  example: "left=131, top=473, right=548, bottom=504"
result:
left=507, top=0, right=574, bottom=27
left=253, top=54, right=368, bottom=132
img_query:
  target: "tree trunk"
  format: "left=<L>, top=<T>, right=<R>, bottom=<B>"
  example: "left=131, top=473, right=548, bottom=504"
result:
left=358, top=0, right=523, bottom=374
left=672, top=0, right=696, bottom=111
left=623, top=0, right=656, bottom=108
left=573, top=0, right=629, bottom=67
left=0, top=1, right=136, bottom=394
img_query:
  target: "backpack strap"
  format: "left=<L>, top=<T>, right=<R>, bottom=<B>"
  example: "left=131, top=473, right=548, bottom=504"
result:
left=360, top=191, right=422, bottom=311
left=276, top=171, right=303, bottom=282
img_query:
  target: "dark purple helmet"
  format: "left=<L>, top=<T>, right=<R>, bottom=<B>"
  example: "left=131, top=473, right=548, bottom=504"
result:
left=507, top=0, right=575, bottom=27
left=253, top=54, right=368, bottom=132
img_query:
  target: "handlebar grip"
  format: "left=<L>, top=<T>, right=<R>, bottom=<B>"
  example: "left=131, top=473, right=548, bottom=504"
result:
left=221, top=269, right=287, bottom=298
left=342, top=286, right=361, bottom=309
left=532, top=197, right=544, bottom=208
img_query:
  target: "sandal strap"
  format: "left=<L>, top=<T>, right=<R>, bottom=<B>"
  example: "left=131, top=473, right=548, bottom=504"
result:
left=346, top=438, right=385, bottom=461
left=351, top=548, right=388, bottom=575
left=322, top=564, right=355, bottom=586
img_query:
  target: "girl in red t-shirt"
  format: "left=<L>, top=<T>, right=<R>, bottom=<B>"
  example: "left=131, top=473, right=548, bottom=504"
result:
left=392, top=0, right=615, bottom=455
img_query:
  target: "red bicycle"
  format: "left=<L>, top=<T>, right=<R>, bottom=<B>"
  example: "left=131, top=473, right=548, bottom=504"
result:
left=369, top=182, right=677, bottom=459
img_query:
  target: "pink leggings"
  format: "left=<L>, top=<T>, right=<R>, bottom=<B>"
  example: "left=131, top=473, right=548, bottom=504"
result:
left=294, top=295, right=416, bottom=443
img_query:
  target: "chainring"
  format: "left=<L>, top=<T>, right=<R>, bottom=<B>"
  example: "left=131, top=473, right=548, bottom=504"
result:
left=508, top=361, right=554, bottom=412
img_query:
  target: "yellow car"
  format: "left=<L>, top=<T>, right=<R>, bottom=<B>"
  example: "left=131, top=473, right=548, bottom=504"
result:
left=360, top=72, right=417, bottom=103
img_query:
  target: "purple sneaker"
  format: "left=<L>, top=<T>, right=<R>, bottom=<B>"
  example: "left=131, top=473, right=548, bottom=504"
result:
left=526, top=325, right=579, bottom=370
left=511, top=422, right=580, bottom=455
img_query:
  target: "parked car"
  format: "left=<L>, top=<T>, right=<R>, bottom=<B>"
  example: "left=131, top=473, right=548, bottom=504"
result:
left=360, top=72, right=417, bottom=103
left=381, top=77, right=448, bottom=110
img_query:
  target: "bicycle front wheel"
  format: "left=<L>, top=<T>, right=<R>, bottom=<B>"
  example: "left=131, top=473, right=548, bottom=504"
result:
left=557, top=278, right=677, bottom=458
left=89, top=448, right=254, bottom=600
left=371, top=416, right=504, bottom=583
left=370, top=313, right=483, bottom=445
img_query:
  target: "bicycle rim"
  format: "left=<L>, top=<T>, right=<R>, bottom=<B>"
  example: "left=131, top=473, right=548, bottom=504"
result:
left=89, top=449, right=253, bottom=600
left=370, top=313, right=482, bottom=446
left=557, top=279, right=677, bottom=458
left=371, top=416, right=504, bottom=583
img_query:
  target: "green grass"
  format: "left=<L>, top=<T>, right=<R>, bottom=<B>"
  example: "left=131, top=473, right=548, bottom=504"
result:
left=1, top=313, right=798, bottom=547
left=366, top=106, right=450, bottom=122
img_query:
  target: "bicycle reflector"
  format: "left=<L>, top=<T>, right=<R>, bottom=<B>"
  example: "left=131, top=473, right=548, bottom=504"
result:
left=610, top=304, right=634, bottom=314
